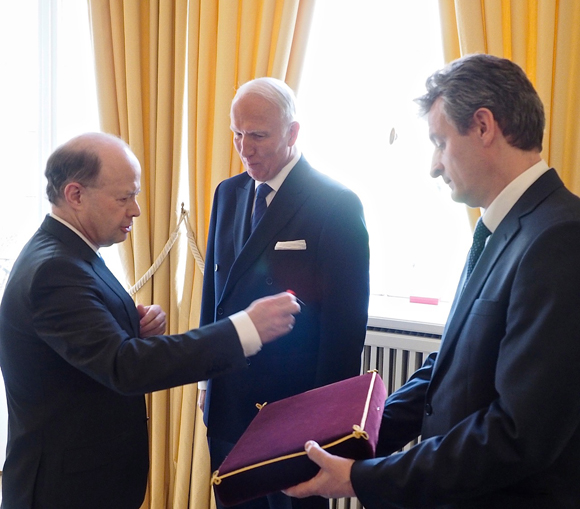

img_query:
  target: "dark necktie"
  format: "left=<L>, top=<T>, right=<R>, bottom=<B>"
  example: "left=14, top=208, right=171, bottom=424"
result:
left=465, top=218, right=491, bottom=282
left=251, top=183, right=272, bottom=232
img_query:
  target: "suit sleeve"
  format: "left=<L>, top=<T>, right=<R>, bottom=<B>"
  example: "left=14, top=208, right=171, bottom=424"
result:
left=351, top=222, right=580, bottom=508
left=314, top=188, right=370, bottom=386
left=31, top=256, right=247, bottom=396
left=375, top=352, right=436, bottom=456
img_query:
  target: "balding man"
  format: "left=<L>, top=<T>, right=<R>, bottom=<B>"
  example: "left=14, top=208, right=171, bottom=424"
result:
left=0, top=132, right=299, bottom=509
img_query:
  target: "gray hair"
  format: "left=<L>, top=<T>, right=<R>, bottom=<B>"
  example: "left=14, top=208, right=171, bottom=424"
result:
left=415, top=54, right=545, bottom=152
left=232, top=77, right=298, bottom=126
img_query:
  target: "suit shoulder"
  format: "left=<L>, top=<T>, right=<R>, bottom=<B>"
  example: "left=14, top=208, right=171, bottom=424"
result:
left=11, top=230, right=90, bottom=283
left=526, top=185, right=580, bottom=229
left=215, top=171, right=251, bottom=192
left=1, top=232, right=89, bottom=313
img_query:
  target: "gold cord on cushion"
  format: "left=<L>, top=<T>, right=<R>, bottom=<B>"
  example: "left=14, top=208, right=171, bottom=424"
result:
left=256, top=402, right=268, bottom=410
left=211, top=372, right=379, bottom=486
left=352, top=425, right=369, bottom=440
left=211, top=471, right=222, bottom=485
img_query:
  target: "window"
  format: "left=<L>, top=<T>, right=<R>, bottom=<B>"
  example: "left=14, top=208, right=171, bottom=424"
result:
left=298, top=1, right=473, bottom=319
left=0, top=0, right=99, bottom=295
left=0, top=0, right=99, bottom=466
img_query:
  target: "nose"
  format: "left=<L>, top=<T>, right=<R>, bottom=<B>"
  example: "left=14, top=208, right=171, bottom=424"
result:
left=130, top=197, right=141, bottom=218
left=430, top=150, right=443, bottom=179
left=238, top=135, right=255, bottom=158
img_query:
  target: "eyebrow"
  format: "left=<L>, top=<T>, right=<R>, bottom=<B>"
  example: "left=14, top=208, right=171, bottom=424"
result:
left=230, top=126, right=267, bottom=135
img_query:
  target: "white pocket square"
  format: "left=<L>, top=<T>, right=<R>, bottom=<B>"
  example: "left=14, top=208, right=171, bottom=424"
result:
left=274, top=240, right=307, bottom=250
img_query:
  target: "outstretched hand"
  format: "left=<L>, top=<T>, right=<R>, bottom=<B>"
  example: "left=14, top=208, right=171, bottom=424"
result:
left=283, top=441, right=356, bottom=500
left=245, top=292, right=301, bottom=344
left=137, top=304, right=167, bottom=337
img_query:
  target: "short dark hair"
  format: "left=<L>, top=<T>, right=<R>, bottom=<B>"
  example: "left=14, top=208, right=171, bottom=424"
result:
left=45, top=146, right=101, bottom=205
left=415, top=54, right=545, bottom=151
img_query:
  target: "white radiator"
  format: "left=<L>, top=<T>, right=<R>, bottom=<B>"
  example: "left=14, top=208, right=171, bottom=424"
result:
left=330, top=326, right=441, bottom=509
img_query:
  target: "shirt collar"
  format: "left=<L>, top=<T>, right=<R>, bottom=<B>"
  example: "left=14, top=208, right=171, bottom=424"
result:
left=50, top=212, right=100, bottom=253
left=482, top=159, right=550, bottom=233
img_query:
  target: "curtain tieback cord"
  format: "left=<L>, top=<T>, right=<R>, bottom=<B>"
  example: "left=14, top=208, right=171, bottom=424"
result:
left=129, top=203, right=205, bottom=296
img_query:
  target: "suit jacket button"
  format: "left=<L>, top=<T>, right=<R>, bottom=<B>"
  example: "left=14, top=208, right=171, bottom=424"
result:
left=214, top=264, right=219, bottom=272
left=266, top=277, right=273, bottom=285
left=217, top=307, right=224, bottom=316
left=425, top=403, right=433, bottom=416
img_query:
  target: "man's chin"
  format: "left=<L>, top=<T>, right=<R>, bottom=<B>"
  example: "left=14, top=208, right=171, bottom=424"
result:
left=104, top=234, right=128, bottom=247
left=246, top=166, right=268, bottom=181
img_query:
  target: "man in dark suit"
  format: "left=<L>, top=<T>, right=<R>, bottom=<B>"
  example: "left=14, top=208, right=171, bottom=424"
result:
left=284, top=54, right=580, bottom=508
left=0, top=132, right=299, bottom=509
left=199, top=77, right=370, bottom=509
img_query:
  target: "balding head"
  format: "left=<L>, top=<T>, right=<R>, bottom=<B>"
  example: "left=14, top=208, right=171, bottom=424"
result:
left=46, top=132, right=142, bottom=248
left=45, top=133, right=132, bottom=205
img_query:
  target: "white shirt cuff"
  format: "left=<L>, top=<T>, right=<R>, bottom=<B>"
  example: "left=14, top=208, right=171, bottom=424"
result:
left=229, top=310, right=262, bottom=357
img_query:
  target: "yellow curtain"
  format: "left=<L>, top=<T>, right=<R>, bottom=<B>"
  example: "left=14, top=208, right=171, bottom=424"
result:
left=88, top=0, right=316, bottom=507
left=438, top=0, right=580, bottom=210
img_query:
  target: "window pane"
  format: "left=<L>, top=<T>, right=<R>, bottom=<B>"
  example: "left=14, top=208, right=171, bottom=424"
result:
left=0, top=0, right=99, bottom=280
left=55, top=0, right=100, bottom=143
left=297, top=1, right=472, bottom=308
left=0, top=1, right=43, bottom=270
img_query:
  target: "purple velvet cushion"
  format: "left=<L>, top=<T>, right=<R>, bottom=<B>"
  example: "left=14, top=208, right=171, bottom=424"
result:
left=212, top=372, right=387, bottom=507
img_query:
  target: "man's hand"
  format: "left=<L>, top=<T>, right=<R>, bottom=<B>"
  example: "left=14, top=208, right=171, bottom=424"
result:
left=137, top=304, right=167, bottom=337
left=283, top=441, right=356, bottom=500
left=245, top=292, right=300, bottom=344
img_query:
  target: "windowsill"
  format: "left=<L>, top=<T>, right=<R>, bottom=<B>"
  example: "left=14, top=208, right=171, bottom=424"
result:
left=368, top=294, right=451, bottom=336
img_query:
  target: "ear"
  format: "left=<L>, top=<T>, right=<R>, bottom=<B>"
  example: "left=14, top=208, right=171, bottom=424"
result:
left=472, top=108, right=497, bottom=146
left=63, top=182, right=84, bottom=210
left=287, top=121, right=300, bottom=147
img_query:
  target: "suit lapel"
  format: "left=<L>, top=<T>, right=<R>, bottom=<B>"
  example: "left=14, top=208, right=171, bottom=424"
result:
left=434, top=220, right=516, bottom=373
left=432, top=169, right=564, bottom=379
left=91, top=256, right=141, bottom=334
left=42, top=216, right=140, bottom=335
left=219, top=159, right=312, bottom=303
left=233, top=177, right=254, bottom=257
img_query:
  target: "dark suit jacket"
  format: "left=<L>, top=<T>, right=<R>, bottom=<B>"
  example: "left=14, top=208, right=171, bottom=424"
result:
left=351, top=169, right=580, bottom=508
left=201, top=157, right=370, bottom=443
left=0, top=216, right=249, bottom=509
